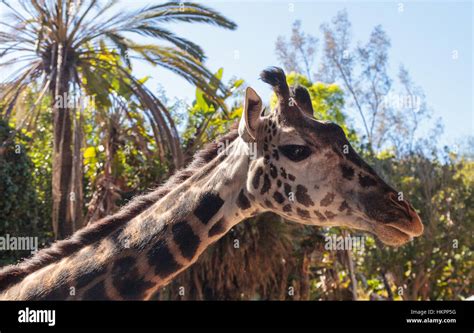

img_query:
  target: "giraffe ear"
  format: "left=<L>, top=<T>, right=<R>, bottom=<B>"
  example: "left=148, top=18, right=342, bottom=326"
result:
left=239, top=87, right=263, bottom=142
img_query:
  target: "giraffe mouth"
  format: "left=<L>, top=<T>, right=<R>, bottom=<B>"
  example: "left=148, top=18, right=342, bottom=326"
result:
left=374, top=225, right=413, bottom=246
left=373, top=214, right=424, bottom=247
left=359, top=195, right=424, bottom=246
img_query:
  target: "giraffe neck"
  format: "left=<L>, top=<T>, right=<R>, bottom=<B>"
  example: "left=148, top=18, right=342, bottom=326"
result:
left=2, top=138, right=258, bottom=300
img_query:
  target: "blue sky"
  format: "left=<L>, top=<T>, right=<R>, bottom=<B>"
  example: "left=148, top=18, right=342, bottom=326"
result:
left=1, top=1, right=472, bottom=148
left=129, top=0, right=473, bottom=149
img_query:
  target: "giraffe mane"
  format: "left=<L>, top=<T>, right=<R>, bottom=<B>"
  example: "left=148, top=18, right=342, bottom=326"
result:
left=0, top=123, right=240, bottom=291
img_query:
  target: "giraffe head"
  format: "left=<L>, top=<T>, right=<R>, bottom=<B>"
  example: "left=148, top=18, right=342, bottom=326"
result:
left=238, top=67, right=423, bottom=246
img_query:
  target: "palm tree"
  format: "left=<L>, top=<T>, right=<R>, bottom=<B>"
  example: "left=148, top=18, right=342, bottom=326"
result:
left=0, top=0, right=236, bottom=239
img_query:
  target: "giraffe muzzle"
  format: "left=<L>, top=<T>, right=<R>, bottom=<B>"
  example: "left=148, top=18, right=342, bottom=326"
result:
left=369, top=193, right=424, bottom=246
left=386, top=192, right=424, bottom=238
left=385, top=209, right=424, bottom=238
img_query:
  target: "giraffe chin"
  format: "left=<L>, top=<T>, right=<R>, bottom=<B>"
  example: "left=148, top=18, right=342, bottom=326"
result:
left=373, top=225, right=414, bottom=247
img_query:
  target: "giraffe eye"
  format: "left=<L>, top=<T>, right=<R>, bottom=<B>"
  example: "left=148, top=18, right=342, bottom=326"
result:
left=278, top=145, right=312, bottom=162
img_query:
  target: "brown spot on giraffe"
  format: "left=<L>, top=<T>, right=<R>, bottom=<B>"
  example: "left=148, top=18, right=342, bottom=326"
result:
left=172, top=221, right=200, bottom=260
left=237, top=189, right=251, bottom=210
left=320, top=192, right=336, bottom=207
left=359, top=174, right=377, bottom=188
left=295, top=185, right=314, bottom=207
left=272, top=149, right=279, bottom=160
left=194, top=193, right=224, bottom=225
left=252, top=167, right=264, bottom=189
left=296, top=208, right=310, bottom=219
left=111, top=256, right=154, bottom=300
left=283, top=183, right=292, bottom=198
left=264, top=199, right=275, bottom=209
left=341, top=164, right=355, bottom=180
left=269, top=164, right=278, bottom=178
left=208, top=218, right=226, bottom=237
left=338, top=201, right=351, bottom=214
left=83, top=281, right=108, bottom=300
left=324, top=211, right=337, bottom=220
left=314, top=211, right=327, bottom=222
left=273, top=191, right=285, bottom=204
left=147, top=243, right=182, bottom=279
left=75, top=266, right=107, bottom=289
left=260, top=174, right=271, bottom=194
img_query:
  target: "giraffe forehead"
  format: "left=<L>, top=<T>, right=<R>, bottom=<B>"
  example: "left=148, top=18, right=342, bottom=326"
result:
left=264, top=117, right=334, bottom=149
left=275, top=128, right=305, bottom=145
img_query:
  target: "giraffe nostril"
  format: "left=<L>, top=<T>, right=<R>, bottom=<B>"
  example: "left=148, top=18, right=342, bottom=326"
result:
left=386, top=192, right=424, bottom=237
left=388, top=193, right=412, bottom=220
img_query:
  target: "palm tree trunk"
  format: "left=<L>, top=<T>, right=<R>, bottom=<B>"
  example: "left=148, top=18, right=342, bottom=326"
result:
left=70, top=107, right=84, bottom=231
left=51, top=43, right=74, bottom=240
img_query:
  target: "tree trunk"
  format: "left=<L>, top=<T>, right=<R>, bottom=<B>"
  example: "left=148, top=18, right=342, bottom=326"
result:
left=299, top=251, right=311, bottom=300
left=382, top=270, right=394, bottom=300
left=70, top=108, right=84, bottom=231
left=84, top=113, right=121, bottom=224
left=342, top=230, right=358, bottom=300
left=51, top=43, right=74, bottom=240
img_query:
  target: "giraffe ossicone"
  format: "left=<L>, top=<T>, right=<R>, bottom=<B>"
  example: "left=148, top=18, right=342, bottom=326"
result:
left=0, top=67, right=423, bottom=300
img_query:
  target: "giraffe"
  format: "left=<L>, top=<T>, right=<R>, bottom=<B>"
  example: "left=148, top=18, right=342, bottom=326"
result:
left=0, top=67, right=423, bottom=300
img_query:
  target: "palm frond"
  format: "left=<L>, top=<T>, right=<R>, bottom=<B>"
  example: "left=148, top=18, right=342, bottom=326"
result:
left=126, top=43, right=229, bottom=113
left=124, top=25, right=205, bottom=61
left=0, top=0, right=234, bottom=168
left=67, top=0, right=107, bottom=45
left=131, top=2, right=237, bottom=30
left=103, top=32, right=131, bottom=68
left=79, top=56, right=183, bottom=167
left=0, top=23, right=36, bottom=45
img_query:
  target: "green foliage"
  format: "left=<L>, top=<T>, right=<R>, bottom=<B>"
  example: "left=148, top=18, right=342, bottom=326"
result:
left=182, top=68, right=244, bottom=155
left=355, top=154, right=473, bottom=300
left=0, top=119, right=52, bottom=266
left=273, top=72, right=358, bottom=143
left=26, top=112, right=53, bottom=240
